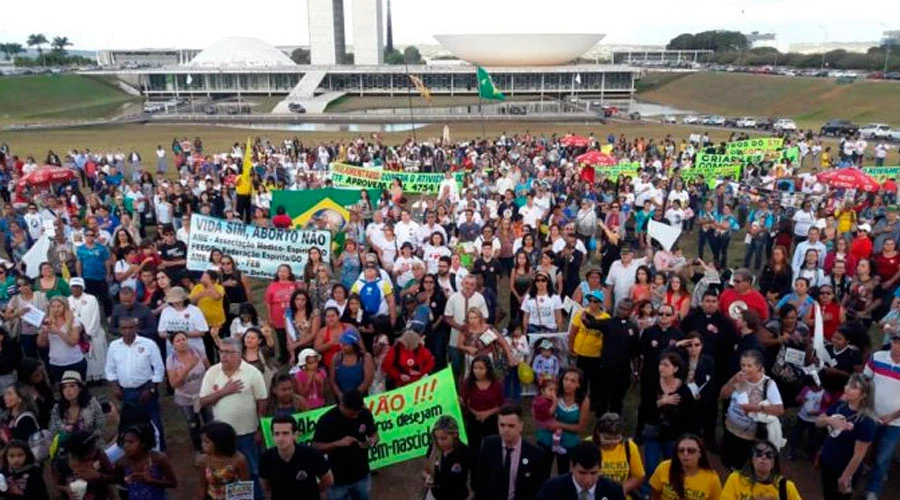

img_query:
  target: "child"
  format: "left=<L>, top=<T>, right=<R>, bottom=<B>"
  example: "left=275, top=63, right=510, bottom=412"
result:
left=503, top=326, right=531, bottom=401
left=532, top=378, right=565, bottom=455
left=1, top=440, right=49, bottom=500
left=370, top=329, right=391, bottom=395
left=293, top=348, right=326, bottom=410
left=650, top=273, right=667, bottom=310
left=113, top=424, right=177, bottom=499
left=531, top=339, right=560, bottom=383
left=267, top=373, right=303, bottom=418
left=789, top=377, right=832, bottom=460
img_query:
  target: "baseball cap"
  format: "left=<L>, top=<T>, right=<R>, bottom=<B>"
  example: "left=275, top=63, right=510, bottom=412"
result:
left=340, top=330, right=361, bottom=345
left=69, top=277, right=86, bottom=288
left=297, top=348, right=321, bottom=366
left=587, top=289, right=605, bottom=303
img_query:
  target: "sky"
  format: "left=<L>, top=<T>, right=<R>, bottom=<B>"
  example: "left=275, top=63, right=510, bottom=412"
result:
left=1, top=0, right=895, bottom=50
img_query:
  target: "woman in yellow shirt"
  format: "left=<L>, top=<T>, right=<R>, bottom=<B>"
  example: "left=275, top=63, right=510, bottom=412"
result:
left=594, top=412, right=644, bottom=497
left=190, top=270, right=226, bottom=329
left=650, top=434, right=722, bottom=500
left=721, top=440, right=802, bottom=500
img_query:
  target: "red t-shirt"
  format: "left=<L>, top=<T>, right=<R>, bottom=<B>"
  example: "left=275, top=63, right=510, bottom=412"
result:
left=872, top=252, right=900, bottom=283
left=818, top=302, right=842, bottom=341
left=265, top=280, right=297, bottom=329
left=461, top=380, right=505, bottom=412
left=272, top=214, right=293, bottom=229
left=850, top=236, right=873, bottom=261
left=719, top=288, right=769, bottom=325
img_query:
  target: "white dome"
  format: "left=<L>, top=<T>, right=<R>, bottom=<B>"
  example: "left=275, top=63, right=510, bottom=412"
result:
left=186, top=37, right=295, bottom=68
left=434, top=34, right=604, bottom=66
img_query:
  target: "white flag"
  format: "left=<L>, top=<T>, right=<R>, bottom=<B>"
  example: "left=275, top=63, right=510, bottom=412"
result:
left=574, top=73, right=582, bottom=85
left=186, top=74, right=193, bottom=85
left=648, top=220, right=682, bottom=252
left=22, top=235, right=50, bottom=279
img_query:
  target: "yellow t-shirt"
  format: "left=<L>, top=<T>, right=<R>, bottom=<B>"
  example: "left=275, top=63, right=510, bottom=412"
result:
left=835, top=208, right=856, bottom=233
left=720, top=472, right=802, bottom=500
left=601, top=440, right=645, bottom=485
left=570, top=310, right=609, bottom=358
left=190, top=284, right=226, bottom=327
left=649, top=460, right=722, bottom=500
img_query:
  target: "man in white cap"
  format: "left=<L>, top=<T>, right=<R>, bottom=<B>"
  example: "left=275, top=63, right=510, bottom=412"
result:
left=68, top=278, right=108, bottom=383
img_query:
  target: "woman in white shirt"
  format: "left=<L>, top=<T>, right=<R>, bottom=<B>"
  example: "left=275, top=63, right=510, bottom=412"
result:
left=422, top=232, right=452, bottom=275
left=157, top=287, right=209, bottom=359
left=520, top=270, right=564, bottom=333
left=229, top=302, right=260, bottom=341
left=664, top=200, right=687, bottom=227
left=37, top=296, right=86, bottom=384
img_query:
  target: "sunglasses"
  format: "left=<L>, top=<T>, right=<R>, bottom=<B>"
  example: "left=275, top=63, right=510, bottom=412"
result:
left=753, top=449, right=775, bottom=459
left=660, top=312, right=674, bottom=317
left=587, top=298, right=601, bottom=303
left=535, top=278, right=548, bottom=283
left=677, top=447, right=699, bottom=455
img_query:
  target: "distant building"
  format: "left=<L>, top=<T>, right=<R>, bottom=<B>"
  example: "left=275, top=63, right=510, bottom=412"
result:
left=612, top=49, right=713, bottom=65
left=883, top=30, right=900, bottom=47
left=308, top=0, right=345, bottom=65
left=351, top=0, right=384, bottom=65
left=788, top=42, right=878, bottom=54
left=96, top=49, right=199, bottom=67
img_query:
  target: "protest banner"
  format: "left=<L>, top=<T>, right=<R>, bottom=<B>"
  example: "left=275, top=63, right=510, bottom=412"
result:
left=259, top=367, right=467, bottom=470
left=649, top=219, right=682, bottom=251
left=863, top=166, right=900, bottom=183
left=270, top=188, right=380, bottom=226
left=595, top=162, right=640, bottom=179
left=782, top=146, right=800, bottom=165
left=694, top=152, right=762, bottom=169
left=679, top=164, right=742, bottom=187
left=186, top=214, right=331, bottom=279
left=726, top=137, right=784, bottom=153
left=330, top=163, right=466, bottom=193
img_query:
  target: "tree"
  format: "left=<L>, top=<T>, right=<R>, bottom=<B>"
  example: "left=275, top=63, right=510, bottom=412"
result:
left=290, top=47, right=310, bottom=64
left=51, top=36, right=72, bottom=55
left=403, top=45, right=423, bottom=64
left=666, top=33, right=696, bottom=50
left=666, top=30, right=748, bottom=52
left=384, top=48, right=405, bottom=65
left=26, top=33, right=48, bottom=66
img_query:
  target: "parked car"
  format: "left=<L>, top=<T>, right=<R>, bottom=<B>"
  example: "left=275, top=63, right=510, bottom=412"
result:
left=682, top=115, right=699, bottom=124
left=859, top=123, right=892, bottom=139
left=288, top=102, right=306, bottom=114
left=889, top=129, right=900, bottom=142
left=723, top=117, right=739, bottom=128
left=707, top=115, right=726, bottom=126
left=755, top=118, right=775, bottom=130
left=736, top=117, right=757, bottom=128
left=774, top=118, right=797, bottom=131
left=601, top=105, right=619, bottom=117
left=628, top=111, right=642, bottom=121
left=820, top=119, right=859, bottom=137
left=662, top=115, right=678, bottom=124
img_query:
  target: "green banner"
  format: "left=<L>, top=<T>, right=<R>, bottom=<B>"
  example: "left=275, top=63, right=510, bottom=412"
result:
left=695, top=152, right=761, bottom=169
left=862, top=166, right=900, bottom=183
left=259, top=368, right=467, bottom=470
left=680, top=164, right=742, bottom=187
left=782, top=146, right=800, bottom=165
left=726, top=137, right=784, bottom=153
left=330, top=163, right=466, bottom=193
left=593, top=162, right=641, bottom=179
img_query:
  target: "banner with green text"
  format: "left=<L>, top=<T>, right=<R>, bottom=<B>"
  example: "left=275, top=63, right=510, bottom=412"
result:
left=726, top=137, right=784, bottom=154
left=679, top=164, right=742, bottom=187
left=330, top=163, right=466, bottom=193
left=862, top=166, right=900, bottom=183
left=259, top=367, right=467, bottom=470
left=695, top=152, right=761, bottom=169
left=594, top=162, right=641, bottom=179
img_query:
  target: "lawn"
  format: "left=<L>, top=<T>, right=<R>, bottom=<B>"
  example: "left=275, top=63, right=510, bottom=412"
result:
left=0, top=74, right=139, bottom=124
left=640, top=71, right=900, bottom=129
left=324, top=94, right=538, bottom=113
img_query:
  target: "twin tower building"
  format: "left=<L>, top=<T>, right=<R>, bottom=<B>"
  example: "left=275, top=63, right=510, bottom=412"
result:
left=309, top=0, right=390, bottom=65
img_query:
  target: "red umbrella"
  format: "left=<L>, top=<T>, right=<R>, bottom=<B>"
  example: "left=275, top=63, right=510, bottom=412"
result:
left=560, top=135, right=591, bottom=148
left=16, top=166, right=77, bottom=190
left=576, top=150, right=618, bottom=166
left=816, top=168, right=881, bottom=192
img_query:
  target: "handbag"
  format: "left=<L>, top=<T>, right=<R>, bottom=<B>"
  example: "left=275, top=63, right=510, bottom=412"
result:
left=78, top=330, right=92, bottom=354
left=771, top=344, right=801, bottom=384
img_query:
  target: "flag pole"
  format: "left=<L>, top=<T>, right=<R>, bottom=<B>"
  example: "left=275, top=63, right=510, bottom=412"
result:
left=477, top=68, right=486, bottom=141
left=404, top=61, right=417, bottom=143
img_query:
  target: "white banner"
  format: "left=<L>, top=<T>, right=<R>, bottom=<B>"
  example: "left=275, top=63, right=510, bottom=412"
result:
left=187, top=214, right=331, bottom=279
left=648, top=219, right=682, bottom=251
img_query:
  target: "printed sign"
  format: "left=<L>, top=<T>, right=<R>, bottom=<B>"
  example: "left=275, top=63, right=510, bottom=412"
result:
left=862, top=166, right=900, bottom=183
left=225, top=481, right=254, bottom=500
left=695, top=152, right=762, bottom=169
left=679, top=164, right=742, bottom=187
left=260, top=368, right=467, bottom=470
left=594, top=162, right=641, bottom=179
left=330, top=163, right=466, bottom=193
left=726, top=137, right=784, bottom=153
left=186, top=214, right=331, bottom=279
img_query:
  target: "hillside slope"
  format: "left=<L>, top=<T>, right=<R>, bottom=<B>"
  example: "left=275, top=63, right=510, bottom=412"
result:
left=0, top=74, right=138, bottom=123
left=640, top=72, right=900, bottom=126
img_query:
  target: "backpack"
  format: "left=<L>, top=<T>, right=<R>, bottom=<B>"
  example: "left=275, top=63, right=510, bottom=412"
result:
left=358, top=279, right=384, bottom=315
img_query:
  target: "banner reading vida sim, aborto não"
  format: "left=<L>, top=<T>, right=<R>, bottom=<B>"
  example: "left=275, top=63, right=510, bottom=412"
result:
left=186, top=214, right=331, bottom=279
left=259, top=367, right=467, bottom=470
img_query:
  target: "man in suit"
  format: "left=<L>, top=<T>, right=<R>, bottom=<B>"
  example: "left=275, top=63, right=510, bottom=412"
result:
left=473, top=404, right=549, bottom=500
left=536, top=443, right=626, bottom=500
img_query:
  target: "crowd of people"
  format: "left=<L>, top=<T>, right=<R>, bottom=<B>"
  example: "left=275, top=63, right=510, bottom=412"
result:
left=0, top=128, right=898, bottom=500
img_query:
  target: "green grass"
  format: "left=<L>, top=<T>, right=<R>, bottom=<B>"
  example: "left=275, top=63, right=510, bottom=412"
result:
left=640, top=71, right=900, bottom=129
left=0, top=74, right=139, bottom=123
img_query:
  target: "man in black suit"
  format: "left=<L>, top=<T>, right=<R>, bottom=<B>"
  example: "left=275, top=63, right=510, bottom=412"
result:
left=473, top=404, right=549, bottom=500
left=536, top=443, right=626, bottom=500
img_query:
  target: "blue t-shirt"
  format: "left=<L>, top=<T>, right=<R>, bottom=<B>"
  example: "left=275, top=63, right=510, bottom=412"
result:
left=819, top=401, right=876, bottom=471
left=76, top=244, right=110, bottom=280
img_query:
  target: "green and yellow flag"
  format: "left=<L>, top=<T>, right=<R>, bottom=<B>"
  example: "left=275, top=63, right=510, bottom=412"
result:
left=236, top=137, right=253, bottom=196
left=408, top=74, right=432, bottom=104
left=477, top=66, right=505, bottom=101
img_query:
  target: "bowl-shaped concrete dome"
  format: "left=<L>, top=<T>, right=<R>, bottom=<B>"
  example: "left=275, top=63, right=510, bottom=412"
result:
left=186, top=37, right=295, bottom=68
left=433, top=34, right=604, bottom=66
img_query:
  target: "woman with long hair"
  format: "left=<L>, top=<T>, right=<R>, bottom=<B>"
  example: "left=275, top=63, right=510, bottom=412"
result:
left=420, top=274, right=449, bottom=370
left=37, top=261, right=71, bottom=299
left=760, top=245, right=793, bottom=299
left=642, top=352, right=696, bottom=487
left=264, top=264, right=298, bottom=364
left=844, top=258, right=881, bottom=327
left=458, top=308, right=514, bottom=380
left=720, top=350, right=785, bottom=471
left=825, top=237, right=858, bottom=276
left=721, top=439, right=801, bottom=500
left=302, top=246, right=327, bottom=284
left=308, top=265, right=337, bottom=314
left=665, top=274, right=691, bottom=322
left=197, top=422, right=250, bottom=500
left=423, top=415, right=471, bottom=500
left=535, top=367, right=591, bottom=474
left=460, top=355, right=505, bottom=456
left=649, top=434, right=722, bottom=500
left=329, top=331, right=374, bottom=399
left=219, top=255, right=251, bottom=322
left=38, top=296, right=86, bottom=384
left=165, top=331, right=210, bottom=459
left=509, top=250, right=533, bottom=328
left=536, top=249, right=563, bottom=295
left=817, top=374, right=877, bottom=500
left=593, top=413, right=645, bottom=497
left=631, top=265, right=653, bottom=303
left=335, top=238, right=362, bottom=290
left=314, top=306, right=347, bottom=371
left=0, top=383, right=39, bottom=446
left=496, top=217, right=516, bottom=276
left=49, top=371, right=106, bottom=446
left=521, top=270, right=564, bottom=333
left=283, top=289, right=318, bottom=364
left=3, top=276, right=49, bottom=361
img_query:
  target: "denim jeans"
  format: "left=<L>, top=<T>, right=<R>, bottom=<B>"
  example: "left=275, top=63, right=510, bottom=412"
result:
left=175, top=404, right=212, bottom=452
left=641, top=437, right=674, bottom=497
left=122, top=384, right=166, bottom=451
left=743, top=236, right=768, bottom=270
left=327, top=474, right=371, bottom=500
left=236, top=433, right=263, bottom=500
left=698, top=228, right=717, bottom=262
left=867, top=424, right=900, bottom=495
left=503, top=369, right=521, bottom=402
left=449, top=346, right=464, bottom=381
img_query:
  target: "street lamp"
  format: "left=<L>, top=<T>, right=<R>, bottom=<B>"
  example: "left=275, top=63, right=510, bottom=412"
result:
left=881, top=24, right=892, bottom=74
left=818, top=25, right=828, bottom=71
